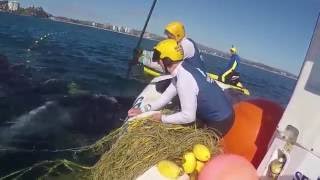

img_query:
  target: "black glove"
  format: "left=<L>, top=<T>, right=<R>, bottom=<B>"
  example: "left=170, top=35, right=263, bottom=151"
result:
left=134, top=48, right=143, bottom=59
left=129, top=48, right=142, bottom=66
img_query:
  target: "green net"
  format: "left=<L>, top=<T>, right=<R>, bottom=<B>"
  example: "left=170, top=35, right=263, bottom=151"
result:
left=1, top=118, right=222, bottom=180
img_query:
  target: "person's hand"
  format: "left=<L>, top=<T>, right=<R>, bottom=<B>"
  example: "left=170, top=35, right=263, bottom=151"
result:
left=150, top=112, right=162, bottom=122
left=132, top=48, right=142, bottom=63
left=128, top=108, right=142, bottom=117
left=128, top=49, right=142, bottom=67
left=134, top=48, right=142, bottom=56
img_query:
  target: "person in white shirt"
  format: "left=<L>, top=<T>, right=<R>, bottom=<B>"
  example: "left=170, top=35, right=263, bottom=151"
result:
left=164, top=21, right=206, bottom=71
left=135, top=21, right=206, bottom=74
left=128, top=39, right=234, bottom=136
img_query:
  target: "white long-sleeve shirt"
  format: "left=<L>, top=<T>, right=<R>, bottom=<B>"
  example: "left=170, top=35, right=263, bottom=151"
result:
left=148, top=63, right=199, bottom=124
left=138, top=50, right=163, bottom=72
left=180, top=37, right=196, bottom=59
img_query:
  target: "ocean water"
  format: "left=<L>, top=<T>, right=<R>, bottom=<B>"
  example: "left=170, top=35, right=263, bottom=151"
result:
left=0, top=12, right=297, bottom=176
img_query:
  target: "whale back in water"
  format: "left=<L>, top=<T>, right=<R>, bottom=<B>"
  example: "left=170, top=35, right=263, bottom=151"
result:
left=0, top=54, right=135, bottom=149
left=0, top=93, right=133, bottom=149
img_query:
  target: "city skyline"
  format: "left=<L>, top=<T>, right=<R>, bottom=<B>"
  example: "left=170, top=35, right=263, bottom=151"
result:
left=19, top=0, right=320, bottom=75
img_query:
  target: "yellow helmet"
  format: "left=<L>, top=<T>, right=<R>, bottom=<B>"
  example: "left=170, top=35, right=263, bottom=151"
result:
left=230, top=46, right=237, bottom=54
left=153, top=39, right=184, bottom=62
left=165, top=21, right=185, bottom=42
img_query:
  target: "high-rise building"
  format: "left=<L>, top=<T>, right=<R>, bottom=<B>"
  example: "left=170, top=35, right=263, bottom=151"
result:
left=120, top=26, right=125, bottom=32
left=124, top=27, right=131, bottom=33
left=8, top=0, right=19, bottom=11
left=0, top=1, right=8, bottom=10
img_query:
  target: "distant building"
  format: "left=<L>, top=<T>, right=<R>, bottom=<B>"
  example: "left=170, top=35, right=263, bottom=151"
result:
left=124, top=27, right=130, bottom=33
left=103, top=23, right=112, bottom=29
left=8, top=0, right=19, bottom=11
left=120, top=26, right=125, bottom=32
left=143, top=32, right=151, bottom=38
left=112, top=25, right=120, bottom=32
left=0, top=1, right=8, bottom=10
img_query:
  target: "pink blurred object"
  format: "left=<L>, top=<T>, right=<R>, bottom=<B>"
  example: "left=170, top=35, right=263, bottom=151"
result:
left=198, top=154, right=258, bottom=180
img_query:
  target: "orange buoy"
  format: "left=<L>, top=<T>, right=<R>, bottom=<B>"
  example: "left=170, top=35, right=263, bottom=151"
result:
left=223, top=98, right=283, bottom=167
left=198, top=154, right=258, bottom=180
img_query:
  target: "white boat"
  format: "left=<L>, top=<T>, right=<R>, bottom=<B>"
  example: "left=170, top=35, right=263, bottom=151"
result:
left=257, top=14, right=320, bottom=179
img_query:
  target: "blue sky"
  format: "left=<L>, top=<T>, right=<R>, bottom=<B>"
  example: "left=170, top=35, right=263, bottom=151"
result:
left=20, top=0, right=320, bottom=75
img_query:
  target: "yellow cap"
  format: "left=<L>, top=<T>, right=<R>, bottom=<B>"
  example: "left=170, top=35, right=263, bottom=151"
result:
left=230, top=47, right=237, bottom=54
left=165, top=21, right=185, bottom=42
left=154, top=39, right=184, bottom=62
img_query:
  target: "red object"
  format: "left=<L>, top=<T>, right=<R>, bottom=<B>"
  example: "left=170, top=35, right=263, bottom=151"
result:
left=198, top=154, right=258, bottom=180
left=223, top=98, right=283, bottom=167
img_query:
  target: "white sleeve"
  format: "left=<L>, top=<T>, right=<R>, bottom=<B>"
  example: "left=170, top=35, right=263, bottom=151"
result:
left=161, top=71, right=198, bottom=124
left=147, top=83, right=177, bottom=111
left=181, top=40, right=195, bottom=59
left=148, top=62, right=164, bottom=73
left=139, top=50, right=164, bottom=73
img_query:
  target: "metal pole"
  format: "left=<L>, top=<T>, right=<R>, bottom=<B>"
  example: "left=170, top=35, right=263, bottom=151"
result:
left=126, top=0, right=157, bottom=78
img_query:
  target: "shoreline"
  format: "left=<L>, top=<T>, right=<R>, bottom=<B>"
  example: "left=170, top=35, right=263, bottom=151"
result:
left=240, top=61, right=297, bottom=80
left=51, top=19, right=298, bottom=80
left=0, top=11, right=298, bottom=79
left=50, top=18, right=160, bottom=42
left=19, top=14, right=297, bottom=80
left=202, top=53, right=297, bottom=80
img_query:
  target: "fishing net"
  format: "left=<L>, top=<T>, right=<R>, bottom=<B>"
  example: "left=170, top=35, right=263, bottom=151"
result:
left=1, top=117, right=222, bottom=180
